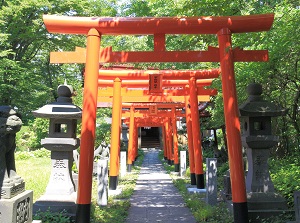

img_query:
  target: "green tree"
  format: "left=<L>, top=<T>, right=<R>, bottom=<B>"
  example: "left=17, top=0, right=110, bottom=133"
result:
left=0, top=0, right=117, bottom=122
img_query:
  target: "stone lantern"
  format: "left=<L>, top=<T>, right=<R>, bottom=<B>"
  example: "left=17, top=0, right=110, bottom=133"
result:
left=32, top=83, right=81, bottom=218
left=239, top=83, right=288, bottom=221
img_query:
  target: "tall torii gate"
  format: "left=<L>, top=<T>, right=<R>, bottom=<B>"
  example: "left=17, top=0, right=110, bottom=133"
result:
left=43, top=13, right=274, bottom=223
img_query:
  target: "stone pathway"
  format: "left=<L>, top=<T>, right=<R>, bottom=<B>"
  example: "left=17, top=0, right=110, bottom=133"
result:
left=126, top=149, right=197, bottom=223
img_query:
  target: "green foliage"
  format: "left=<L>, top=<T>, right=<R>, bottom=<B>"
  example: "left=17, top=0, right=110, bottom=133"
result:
left=33, top=209, right=72, bottom=223
left=16, top=125, right=31, bottom=151
left=27, top=118, right=49, bottom=149
left=16, top=121, right=49, bottom=151
left=95, top=108, right=112, bottom=147
left=217, top=161, right=229, bottom=190
left=15, top=148, right=51, bottom=160
left=270, top=154, right=300, bottom=207
left=0, top=0, right=117, bottom=119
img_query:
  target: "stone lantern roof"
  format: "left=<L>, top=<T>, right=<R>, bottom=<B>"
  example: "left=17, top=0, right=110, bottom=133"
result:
left=239, top=83, right=286, bottom=117
left=32, top=83, right=82, bottom=119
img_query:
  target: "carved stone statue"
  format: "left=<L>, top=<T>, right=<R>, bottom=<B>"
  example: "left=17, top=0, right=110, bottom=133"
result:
left=0, top=105, right=23, bottom=199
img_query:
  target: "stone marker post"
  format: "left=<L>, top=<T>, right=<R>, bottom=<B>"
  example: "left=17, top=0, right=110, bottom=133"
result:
left=206, top=158, right=217, bottom=206
left=294, top=191, right=300, bottom=222
left=121, top=123, right=128, bottom=149
left=120, top=151, right=127, bottom=177
left=180, top=151, right=186, bottom=177
left=97, top=159, right=108, bottom=206
left=0, top=106, right=35, bottom=223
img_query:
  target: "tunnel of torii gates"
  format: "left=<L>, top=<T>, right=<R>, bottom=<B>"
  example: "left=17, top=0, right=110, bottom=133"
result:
left=95, top=71, right=218, bottom=191
left=43, top=13, right=274, bottom=223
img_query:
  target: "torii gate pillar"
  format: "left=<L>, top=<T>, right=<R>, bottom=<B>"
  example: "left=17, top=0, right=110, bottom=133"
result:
left=127, top=105, right=135, bottom=172
left=76, top=29, right=100, bottom=223
left=109, top=78, right=122, bottom=190
left=167, top=118, right=174, bottom=165
left=185, top=92, right=196, bottom=185
left=189, top=77, right=204, bottom=189
left=218, top=28, right=248, bottom=222
left=172, top=107, right=179, bottom=172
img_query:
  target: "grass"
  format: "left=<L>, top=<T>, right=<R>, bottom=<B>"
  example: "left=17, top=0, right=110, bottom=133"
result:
left=15, top=148, right=144, bottom=223
left=16, top=152, right=51, bottom=201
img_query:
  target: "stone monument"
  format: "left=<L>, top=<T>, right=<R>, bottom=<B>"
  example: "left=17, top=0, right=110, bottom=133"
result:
left=239, top=83, right=289, bottom=221
left=180, top=150, right=186, bottom=177
left=32, top=82, right=82, bottom=219
left=0, top=105, right=34, bottom=223
left=121, top=122, right=128, bottom=149
left=206, top=158, right=217, bottom=206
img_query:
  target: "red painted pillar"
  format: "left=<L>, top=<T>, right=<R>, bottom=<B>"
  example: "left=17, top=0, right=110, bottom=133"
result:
left=163, top=122, right=167, bottom=160
left=76, top=28, right=100, bottom=223
left=133, top=124, right=138, bottom=161
left=185, top=92, right=196, bottom=185
left=127, top=105, right=135, bottom=172
left=109, top=78, right=122, bottom=190
left=189, top=77, right=204, bottom=189
left=172, top=107, right=179, bottom=172
left=165, top=118, right=171, bottom=164
left=218, top=28, right=248, bottom=223
left=168, top=118, right=174, bottom=165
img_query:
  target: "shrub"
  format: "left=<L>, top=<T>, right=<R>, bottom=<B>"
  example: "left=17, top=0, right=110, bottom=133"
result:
left=270, top=155, right=300, bottom=207
left=27, top=118, right=49, bottom=149
left=15, top=148, right=50, bottom=160
left=33, top=209, right=72, bottom=223
left=16, top=126, right=31, bottom=151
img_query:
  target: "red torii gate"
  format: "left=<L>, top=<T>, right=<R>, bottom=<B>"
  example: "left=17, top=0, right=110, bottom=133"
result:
left=43, top=14, right=274, bottom=223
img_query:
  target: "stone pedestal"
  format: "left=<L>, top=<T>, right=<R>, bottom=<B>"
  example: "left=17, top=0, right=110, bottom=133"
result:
left=1, top=181, right=25, bottom=199
left=0, top=190, right=33, bottom=223
left=247, top=192, right=289, bottom=222
left=33, top=193, right=77, bottom=219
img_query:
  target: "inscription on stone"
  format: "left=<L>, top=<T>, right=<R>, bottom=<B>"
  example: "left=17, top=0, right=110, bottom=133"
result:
left=16, top=197, right=30, bottom=223
left=53, top=172, right=65, bottom=181
left=53, top=160, right=67, bottom=168
left=254, top=155, right=263, bottom=165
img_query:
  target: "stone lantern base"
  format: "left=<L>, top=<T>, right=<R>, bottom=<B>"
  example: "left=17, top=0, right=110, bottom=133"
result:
left=33, top=192, right=77, bottom=220
left=247, top=192, right=292, bottom=222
